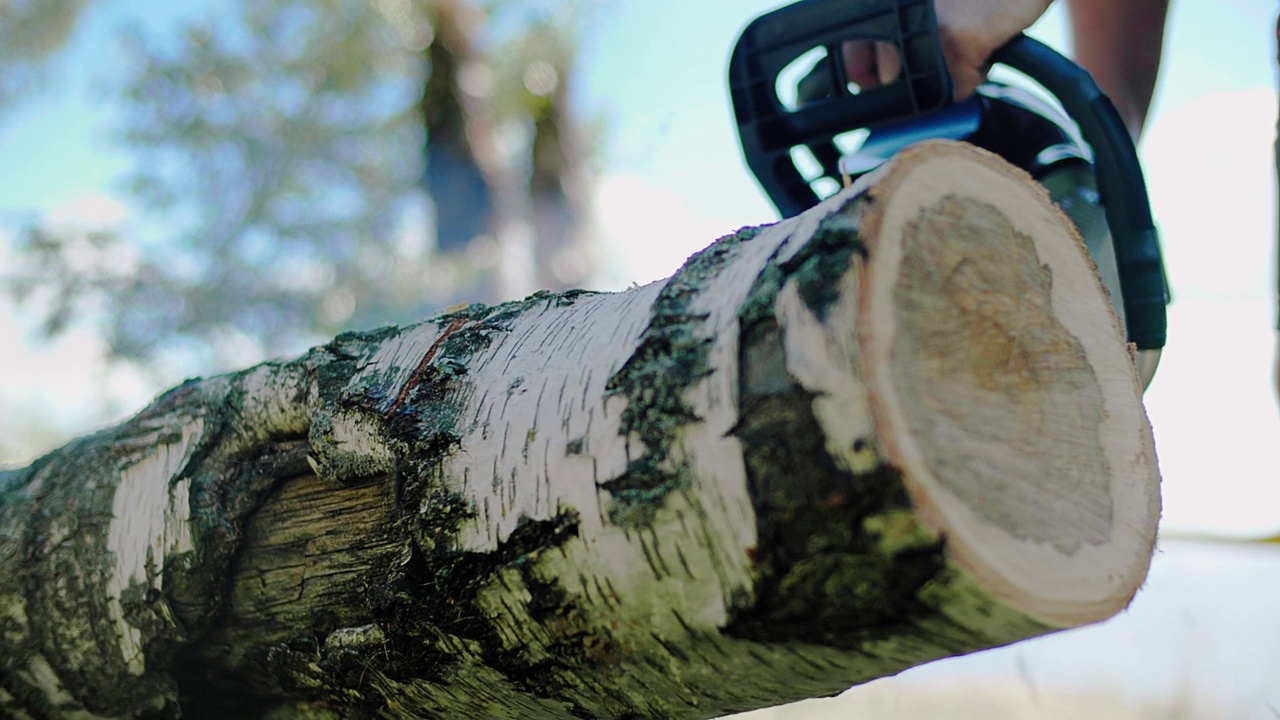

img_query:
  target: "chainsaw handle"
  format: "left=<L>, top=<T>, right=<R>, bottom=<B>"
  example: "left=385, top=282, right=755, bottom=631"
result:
left=993, top=35, right=1168, bottom=351
left=728, top=0, right=953, bottom=218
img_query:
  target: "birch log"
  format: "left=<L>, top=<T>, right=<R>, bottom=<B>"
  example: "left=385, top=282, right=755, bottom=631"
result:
left=0, top=141, right=1160, bottom=720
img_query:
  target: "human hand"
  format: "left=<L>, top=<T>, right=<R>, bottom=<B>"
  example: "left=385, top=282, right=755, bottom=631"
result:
left=841, top=0, right=1055, bottom=100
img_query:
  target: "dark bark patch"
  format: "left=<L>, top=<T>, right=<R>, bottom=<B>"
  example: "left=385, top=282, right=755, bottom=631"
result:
left=198, top=509, right=589, bottom=716
left=728, top=214, right=947, bottom=648
left=367, top=508, right=584, bottom=688
left=603, top=226, right=763, bottom=530
left=777, top=218, right=865, bottom=322
left=598, top=456, right=690, bottom=528
left=730, top=331, right=946, bottom=647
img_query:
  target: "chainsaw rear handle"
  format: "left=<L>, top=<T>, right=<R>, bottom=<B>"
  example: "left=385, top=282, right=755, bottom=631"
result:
left=728, top=0, right=953, bottom=216
left=994, top=35, right=1168, bottom=351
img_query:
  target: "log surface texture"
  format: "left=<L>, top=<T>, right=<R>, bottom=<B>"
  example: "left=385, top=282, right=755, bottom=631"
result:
left=0, top=141, right=1160, bottom=719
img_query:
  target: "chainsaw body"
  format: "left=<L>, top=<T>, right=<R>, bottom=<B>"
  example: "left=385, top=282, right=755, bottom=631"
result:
left=728, top=0, right=1167, bottom=377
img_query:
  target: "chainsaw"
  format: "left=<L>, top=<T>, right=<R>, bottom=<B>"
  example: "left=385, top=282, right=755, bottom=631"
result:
left=728, top=0, right=1167, bottom=386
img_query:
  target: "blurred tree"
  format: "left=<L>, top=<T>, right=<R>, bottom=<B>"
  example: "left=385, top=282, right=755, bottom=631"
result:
left=0, top=0, right=91, bottom=115
left=421, top=0, right=496, bottom=257
left=4, top=0, right=595, bottom=370
left=515, top=15, right=593, bottom=291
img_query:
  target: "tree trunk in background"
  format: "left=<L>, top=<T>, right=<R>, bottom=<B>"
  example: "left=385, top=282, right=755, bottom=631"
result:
left=421, top=0, right=493, bottom=255
left=419, top=1, right=593, bottom=304
left=0, top=142, right=1160, bottom=720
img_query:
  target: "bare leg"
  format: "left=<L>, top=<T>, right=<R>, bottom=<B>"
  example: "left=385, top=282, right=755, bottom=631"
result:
left=1064, top=0, right=1171, bottom=142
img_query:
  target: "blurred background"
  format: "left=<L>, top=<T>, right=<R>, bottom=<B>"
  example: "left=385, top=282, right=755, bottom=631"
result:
left=1, top=0, right=1278, bottom=717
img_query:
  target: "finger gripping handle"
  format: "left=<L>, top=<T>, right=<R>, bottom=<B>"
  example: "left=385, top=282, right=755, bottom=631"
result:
left=729, top=0, right=953, bottom=216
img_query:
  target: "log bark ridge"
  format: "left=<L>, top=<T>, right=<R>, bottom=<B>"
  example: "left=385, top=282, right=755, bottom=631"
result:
left=0, top=140, right=1160, bottom=719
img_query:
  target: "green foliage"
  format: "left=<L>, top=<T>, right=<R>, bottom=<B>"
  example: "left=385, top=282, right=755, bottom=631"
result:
left=5, top=0, right=593, bottom=371
left=104, top=0, right=426, bottom=361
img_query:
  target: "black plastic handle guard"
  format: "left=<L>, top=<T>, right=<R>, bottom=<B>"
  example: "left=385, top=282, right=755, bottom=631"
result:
left=994, top=35, right=1168, bottom=350
left=728, top=0, right=952, bottom=218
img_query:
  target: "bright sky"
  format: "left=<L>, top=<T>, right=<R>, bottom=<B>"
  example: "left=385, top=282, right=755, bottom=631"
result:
left=2, top=0, right=1279, bottom=543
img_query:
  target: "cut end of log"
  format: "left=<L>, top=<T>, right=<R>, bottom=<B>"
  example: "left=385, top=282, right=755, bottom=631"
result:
left=856, top=140, right=1160, bottom=627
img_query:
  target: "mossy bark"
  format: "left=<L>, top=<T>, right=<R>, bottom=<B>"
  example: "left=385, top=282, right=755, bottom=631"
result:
left=0, top=141, right=1159, bottom=719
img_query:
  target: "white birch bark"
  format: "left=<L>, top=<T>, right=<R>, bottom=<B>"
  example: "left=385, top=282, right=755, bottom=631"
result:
left=0, top=141, right=1160, bottom=720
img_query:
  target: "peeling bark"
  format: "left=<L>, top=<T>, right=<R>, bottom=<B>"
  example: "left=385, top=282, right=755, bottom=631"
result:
left=0, top=141, right=1160, bottom=719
